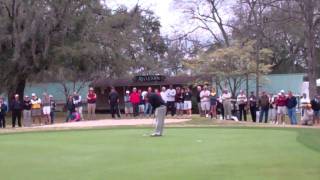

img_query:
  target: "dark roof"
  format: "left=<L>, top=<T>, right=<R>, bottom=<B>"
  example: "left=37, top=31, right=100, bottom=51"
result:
left=91, top=75, right=213, bottom=88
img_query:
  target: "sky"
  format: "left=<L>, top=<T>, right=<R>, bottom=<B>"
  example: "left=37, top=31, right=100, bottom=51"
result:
left=105, top=0, right=182, bottom=35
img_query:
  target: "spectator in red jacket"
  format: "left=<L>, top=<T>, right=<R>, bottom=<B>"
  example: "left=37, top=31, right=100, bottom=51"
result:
left=87, top=87, right=97, bottom=120
left=130, top=87, right=140, bottom=117
left=276, top=90, right=287, bottom=125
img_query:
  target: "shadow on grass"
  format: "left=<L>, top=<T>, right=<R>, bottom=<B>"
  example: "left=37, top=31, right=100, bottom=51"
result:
left=296, top=129, right=320, bottom=153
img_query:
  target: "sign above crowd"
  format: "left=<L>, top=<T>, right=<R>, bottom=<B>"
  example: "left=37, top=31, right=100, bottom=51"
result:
left=133, top=75, right=166, bottom=82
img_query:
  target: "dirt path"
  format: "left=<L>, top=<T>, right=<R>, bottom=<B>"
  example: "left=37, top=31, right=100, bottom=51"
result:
left=0, top=118, right=191, bottom=134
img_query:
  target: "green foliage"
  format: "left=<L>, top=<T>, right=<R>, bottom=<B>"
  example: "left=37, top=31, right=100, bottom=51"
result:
left=188, top=40, right=272, bottom=95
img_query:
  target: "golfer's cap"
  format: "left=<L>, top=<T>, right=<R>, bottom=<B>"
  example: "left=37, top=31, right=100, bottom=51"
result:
left=31, top=93, right=36, bottom=96
left=25, top=95, right=29, bottom=97
left=49, top=95, right=53, bottom=98
left=126, top=90, right=130, bottom=94
left=278, top=93, right=281, bottom=96
left=14, top=94, right=19, bottom=97
left=280, top=90, right=285, bottom=93
left=89, top=87, right=94, bottom=91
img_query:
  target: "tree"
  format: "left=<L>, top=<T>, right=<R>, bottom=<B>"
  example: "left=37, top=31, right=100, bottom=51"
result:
left=188, top=41, right=272, bottom=97
left=174, top=0, right=231, bottom=46
left=0, top=0, right=103, bottom=102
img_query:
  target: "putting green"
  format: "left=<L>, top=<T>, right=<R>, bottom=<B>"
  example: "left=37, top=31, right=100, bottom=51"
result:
left=0, top=127, right=319, bottom=180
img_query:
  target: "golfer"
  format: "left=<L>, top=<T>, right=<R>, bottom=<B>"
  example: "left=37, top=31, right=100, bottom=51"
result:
left=146, top=93, right=167, bottom=137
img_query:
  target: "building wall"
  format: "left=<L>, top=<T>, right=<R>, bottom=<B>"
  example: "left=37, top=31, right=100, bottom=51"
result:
left=239, top=73, right=305, bottom=95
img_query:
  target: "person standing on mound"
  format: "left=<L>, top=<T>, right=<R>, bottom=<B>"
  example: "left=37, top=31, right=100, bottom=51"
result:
left=146, top=93, right=167, bottom=137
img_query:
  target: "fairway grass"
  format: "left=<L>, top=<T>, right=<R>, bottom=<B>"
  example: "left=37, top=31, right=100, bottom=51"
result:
left=0, top=127, right=319, bottom=180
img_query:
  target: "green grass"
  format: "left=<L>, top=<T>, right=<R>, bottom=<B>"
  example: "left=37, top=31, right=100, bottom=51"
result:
left=0, top=127, right=319, bottom=180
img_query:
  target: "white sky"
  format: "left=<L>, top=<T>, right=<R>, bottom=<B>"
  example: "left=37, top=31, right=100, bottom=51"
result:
left=105, top=0, right=181, bottom=35
left=104, top=0, right=234, bottom=38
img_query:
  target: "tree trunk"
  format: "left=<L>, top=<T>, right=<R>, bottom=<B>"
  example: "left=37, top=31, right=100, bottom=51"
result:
left=306, top=27, right=317, bottom=98
left=304, top=0, right=318, bottom=98
left=7, top=76, right=26, bottom=106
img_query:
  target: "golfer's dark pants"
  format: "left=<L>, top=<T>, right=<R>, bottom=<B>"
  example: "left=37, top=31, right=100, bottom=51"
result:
left=50, top=111, right=55, bottom=124
left=250, top=106, right=257, bottom=122
left=12, top=110, right=22, bottom=127
left=133, top=103, right=139, bottom=117
left=110, top=103, right=120, bottom=118
left=166, top=101, right=176, bottom=116
left=259, top=107, right=269, bottom=123
left=0, top=116, right=5, bottom=128
left=239, top=104, right=247, bottom=121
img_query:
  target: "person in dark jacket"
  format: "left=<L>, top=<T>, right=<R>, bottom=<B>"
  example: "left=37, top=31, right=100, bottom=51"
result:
left=286, top=91, right=297, bottom=125
left=108, top=87, right=121, bottom=118
left=259, top=91, right=270, bottom=123
left=23, top=95, right=32, bottom=127
left=310, top=95, right=320, bottom=124
left=11, top=94, right=23, bottom=128
left=0, top=97, right=8, bottom=128
left=65, top=95, right=75, bottom=122
left=249, top=91, right=257, bottom=122
left=196, top=86, right=202, bottom=116
left=49, top=95, right=56, bottom=124
left=145, top=93, right=167, bottom=137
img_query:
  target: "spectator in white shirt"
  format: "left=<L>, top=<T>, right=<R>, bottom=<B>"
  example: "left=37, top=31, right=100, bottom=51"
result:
left=300, top=93, right=310, bottom=118
left=237, top=90, right=247, bottom=121
left=165, top=85, right=176, bottom=116
left=160, top=86, right=167, bottom=103
left=221, top=89, right=232, bottom=120
left=200, top=85, right=211, bottom=118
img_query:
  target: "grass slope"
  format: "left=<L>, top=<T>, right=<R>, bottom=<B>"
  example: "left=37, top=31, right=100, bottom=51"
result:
left=0, top=128, right=319, bottom=180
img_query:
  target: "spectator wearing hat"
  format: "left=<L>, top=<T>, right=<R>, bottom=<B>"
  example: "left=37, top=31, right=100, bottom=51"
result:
left=11, top=94, right=23, bottom=128
left=276, top=90, right=287, bottom=125
left=249, top=91, right=258, bottom=122
left=23, top=95, right=32, bottom=127
left=0, top=97, right=8, bottom=128
left=31, top=93, right=42, bottom=125
left=258, top=91, right=270, bottom=123
left=87, top=87, right=97, bottom=120
left=237, top=90, right=247, bottom=121
left=310, top=95, right=320, bottom=125
left=124, top=90, right=132, bottom=117
left=49, top=95, right=56, bottom=124
left=301, top=104, right=313, bottom=126
left=42, top=93, right=51, bottom=125
left=108, top=87, right=121, bottom=119
left=73, top=92, right=83, bottom=120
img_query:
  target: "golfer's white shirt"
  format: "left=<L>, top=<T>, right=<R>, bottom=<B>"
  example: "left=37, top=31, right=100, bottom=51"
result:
left=166, top=89, right=176, bottom=102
